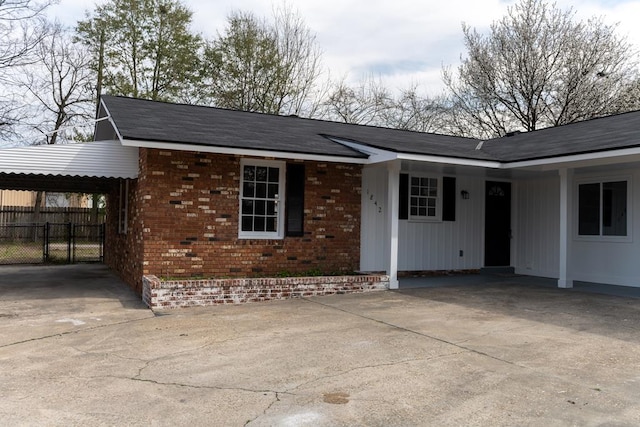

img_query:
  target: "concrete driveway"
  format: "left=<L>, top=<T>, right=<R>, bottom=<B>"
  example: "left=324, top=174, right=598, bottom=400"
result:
left=1, top=265, right=640, bottom=426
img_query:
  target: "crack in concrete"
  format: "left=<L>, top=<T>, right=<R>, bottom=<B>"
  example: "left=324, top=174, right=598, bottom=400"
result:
left=289, top=352, right=467, bottom=393
left=0, top=315, right=155, bottom=349
left=301, top=297, right=628, bottom=396
left=244, top=391, right=281, bottom=426
left=301, top=297, right=522, bottom=368
left=126, top=375, right=290, bottom=397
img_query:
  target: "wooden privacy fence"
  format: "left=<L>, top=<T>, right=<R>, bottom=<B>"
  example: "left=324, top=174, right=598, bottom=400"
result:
left=0, top=206, right=105, bottom=239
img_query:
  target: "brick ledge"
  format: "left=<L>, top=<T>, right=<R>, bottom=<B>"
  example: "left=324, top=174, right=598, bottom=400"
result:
left=142, top=274, right=390, bottom=309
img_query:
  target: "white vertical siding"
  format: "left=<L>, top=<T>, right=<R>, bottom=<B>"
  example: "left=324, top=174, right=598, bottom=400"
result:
left=398, top=175, right=485, bottom=271
left=513, top=176, right=560, bottom=278
left=361, top=166, right=486, bottom=272
left=360, top=165, right=388, bottom=271
left=571, top=167, right=640, bottom=286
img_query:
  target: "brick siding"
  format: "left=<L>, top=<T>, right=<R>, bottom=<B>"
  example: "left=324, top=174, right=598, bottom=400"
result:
left=104, top=179, right=145, bottom=293
left=109, top=148, right=363, bottom=295
left=142, top=274, right=389, bottom=309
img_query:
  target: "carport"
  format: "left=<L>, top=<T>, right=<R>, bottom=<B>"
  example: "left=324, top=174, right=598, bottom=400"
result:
left=0, top=141, right=138, bottom=264
left=0, top=141, right=137, bottom=193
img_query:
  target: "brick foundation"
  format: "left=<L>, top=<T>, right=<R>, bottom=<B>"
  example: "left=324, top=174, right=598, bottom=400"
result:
left=142, top=274, right=389, bottom=309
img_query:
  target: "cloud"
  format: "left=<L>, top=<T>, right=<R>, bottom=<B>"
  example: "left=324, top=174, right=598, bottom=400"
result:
left=48, top=0, right=640, bottom=96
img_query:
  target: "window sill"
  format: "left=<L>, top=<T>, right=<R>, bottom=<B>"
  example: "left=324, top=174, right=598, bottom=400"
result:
left=238, top=233, right=283, bottom=240
left=407, top=217, right=442, bottom=223
left=575, top=235, right=633, bottom=243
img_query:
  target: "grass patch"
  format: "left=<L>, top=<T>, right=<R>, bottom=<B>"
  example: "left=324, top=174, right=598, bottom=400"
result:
left=0, top=241, right=101, bottom=264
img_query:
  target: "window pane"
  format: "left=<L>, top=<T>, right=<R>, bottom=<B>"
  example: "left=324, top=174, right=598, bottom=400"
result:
left=266, top=217, right=277, bottom=232
left=268, top=167, right=279, bottom=183
left=241, top=216, right=253, bottom=231
left=410, top=207, right=417, bottom=216
left=268, top=184, right=278, bottom=199
left=243, top=166, right=255, bottom=181
left=254, top=216, right=265, bottom=232
left=256, top=183, right=267, bottom=198
left=579, top=183, right=600, bottom=235
left=255, top=200, right=266, bottom=215
left=243, top=182, right=255, bottom=198
left=242, top=200, right=253, bottom=215
left=256, top=166, right=268, bottom=182
left=603, top=181, right=627, bottom=236
left=428, top=208, right=436, bottom=216
left=266, top=201, right=276, bottom=215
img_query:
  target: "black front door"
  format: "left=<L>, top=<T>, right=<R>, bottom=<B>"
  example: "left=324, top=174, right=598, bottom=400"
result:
left=484, top=181, right=511, bottom=266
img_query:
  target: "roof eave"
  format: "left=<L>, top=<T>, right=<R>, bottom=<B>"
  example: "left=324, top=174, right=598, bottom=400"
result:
left=330, top=137, right=502, bottom=168
left=120, top=139, right=370, bottom=164
left=502, top=146, right=640, bottom=170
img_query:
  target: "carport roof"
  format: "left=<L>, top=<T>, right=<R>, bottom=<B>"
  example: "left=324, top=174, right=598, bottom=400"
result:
left=0, top=140, right=138, bottom=193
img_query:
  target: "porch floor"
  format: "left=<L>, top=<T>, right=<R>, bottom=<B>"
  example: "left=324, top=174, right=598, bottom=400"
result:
left=399, top=272, right=640, bottom=299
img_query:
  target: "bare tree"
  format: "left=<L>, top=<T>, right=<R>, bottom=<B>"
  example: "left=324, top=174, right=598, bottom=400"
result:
left=203, top=4, right=324, bottom=116
left=442, top=0, right=639, bottom=138
left=321, top=76, right=446, bottom=134
left=380, top=86, right=447, bottom=133
left=0, top=0, right=52, bottom=140
left=0, top=0, right=51, bottom=70
left=322, top=75, right=393, bottom=125
left=20, top=22, right=94, bottom=145
left=14, top=22, right=95, bottom=223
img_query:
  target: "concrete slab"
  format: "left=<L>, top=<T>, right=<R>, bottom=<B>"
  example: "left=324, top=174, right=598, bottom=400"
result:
left=1, top=265, right=640, bottom=425
left=0, top=264, right=151, bottom=347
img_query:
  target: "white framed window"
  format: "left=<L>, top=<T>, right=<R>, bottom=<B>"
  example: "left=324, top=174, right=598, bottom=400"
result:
left=118, top=179, right=129, bottom=234
left=577, top=176, right=631, bottom=241
left=239, top=159, right=285, bottom=239
left=409, top=174, right=442, bottom=221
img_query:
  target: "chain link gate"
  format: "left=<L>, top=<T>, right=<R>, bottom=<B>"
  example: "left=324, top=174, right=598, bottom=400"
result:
left=0, top=222, right=104, bottom=265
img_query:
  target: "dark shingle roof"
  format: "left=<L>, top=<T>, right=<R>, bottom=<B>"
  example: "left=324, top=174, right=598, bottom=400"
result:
left=100, top=95, right=640, bottom=164
left=482, top=111, right=640, bottom=162
left=100, top=95, right=494, bottom=161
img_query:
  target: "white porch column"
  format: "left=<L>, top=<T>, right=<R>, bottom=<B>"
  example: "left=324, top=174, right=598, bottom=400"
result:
left=558, top=168, right=573, bottom=288
left=386, top=160, right=401, bottom=289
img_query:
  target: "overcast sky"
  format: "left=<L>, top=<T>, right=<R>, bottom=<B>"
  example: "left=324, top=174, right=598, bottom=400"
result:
left=48, top=0, right=640, bottom=96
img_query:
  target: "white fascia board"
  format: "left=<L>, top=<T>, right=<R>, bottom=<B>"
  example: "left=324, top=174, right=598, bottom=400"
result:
left=503, top=146, right=640, bottom=170
left=396, top=152, right=502, bottom=168
left=98, top=98, right=124, bottom=143
left=328, top=137, right=398, bottom=163
left=121, top=139, right=369, bottom=164
left=329, top=137, right=503, bottom=168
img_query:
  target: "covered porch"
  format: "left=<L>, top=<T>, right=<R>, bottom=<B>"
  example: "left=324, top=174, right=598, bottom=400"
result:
left=359, top=150, right=640, bottom=291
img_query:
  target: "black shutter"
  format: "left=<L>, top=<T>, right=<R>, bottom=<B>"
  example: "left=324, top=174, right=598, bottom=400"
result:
left=442, top=176, right=456, bottom=221
left=286, top=163, right=305, bottom=236
left=399, top=173, right=409, bottom=220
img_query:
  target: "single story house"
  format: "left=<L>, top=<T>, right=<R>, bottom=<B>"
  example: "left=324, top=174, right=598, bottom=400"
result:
left=2, top=95, right=640, bottom=307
